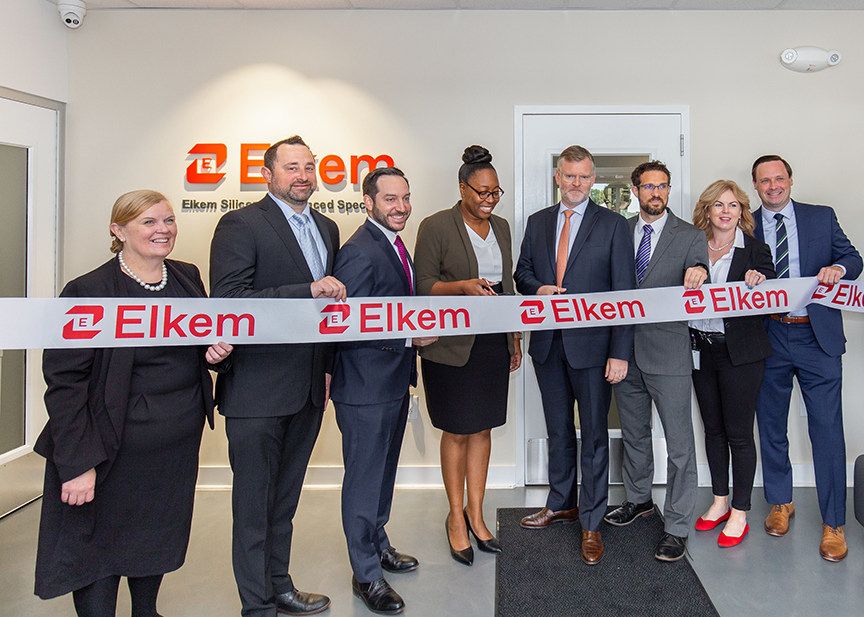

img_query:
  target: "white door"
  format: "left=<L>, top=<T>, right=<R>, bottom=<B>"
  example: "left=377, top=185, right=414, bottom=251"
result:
left=0, top=94, right=61, bottom=517
left=514, top=105, right=690, bottom=487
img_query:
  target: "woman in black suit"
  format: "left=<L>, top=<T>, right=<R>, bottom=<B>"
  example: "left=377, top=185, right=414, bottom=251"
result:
left=34, top=190, right=232, bottom=617
left=414, top=146, right=521, bottom=566
left=689, top=180, right=775, bottom=547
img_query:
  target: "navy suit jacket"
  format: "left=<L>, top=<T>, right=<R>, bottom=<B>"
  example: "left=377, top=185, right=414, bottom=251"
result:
left=754, top=200, right=862, bottom=357
left=514, top=200, right=636, bottom=368
left=330, top=219, right=416, bottom=406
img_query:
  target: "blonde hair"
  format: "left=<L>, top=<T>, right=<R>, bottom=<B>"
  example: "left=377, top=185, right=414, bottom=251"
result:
left=692, top=180, right=754, bottom=240
left=110, top=190, right=171, bottom=253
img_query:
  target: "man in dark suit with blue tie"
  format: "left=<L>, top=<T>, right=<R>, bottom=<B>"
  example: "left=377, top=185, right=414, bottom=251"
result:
left=331, top=167, right=437, bottom=615
left=514, top=145, right=636, bottom=566
left=752, top=155, right=862, bottom=562
left=210, top=136, right=346, bottom=616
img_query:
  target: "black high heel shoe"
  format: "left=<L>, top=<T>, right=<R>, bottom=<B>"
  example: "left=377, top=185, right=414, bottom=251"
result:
left=464, top=508, right=502, bottom=554
left=446, top=514, right=474, bottom=566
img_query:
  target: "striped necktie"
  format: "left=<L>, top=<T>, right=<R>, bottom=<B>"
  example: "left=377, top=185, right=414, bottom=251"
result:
left=635, top=224, right=653, bottom=283
left=774, top=213, right=789, bottom=278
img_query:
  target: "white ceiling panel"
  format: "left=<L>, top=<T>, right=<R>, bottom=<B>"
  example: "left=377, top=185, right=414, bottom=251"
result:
left=565, top=0, right=674, bottom=8
left=46, top=0, right=864, bottom=9
left=460, top=0, right=564, bottom=8
left=780, top=0, right=864, bottom=8
left=674, top=0, right=782, bottom=8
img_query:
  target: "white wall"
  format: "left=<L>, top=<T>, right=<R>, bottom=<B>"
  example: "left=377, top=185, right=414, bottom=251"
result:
left=0, top=0, right=67, bottom=101
left=64, top=9, right=864, bottom=484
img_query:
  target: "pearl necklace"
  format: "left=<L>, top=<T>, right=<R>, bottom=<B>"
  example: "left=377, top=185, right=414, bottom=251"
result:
left=118, top=251, right=168, bottom=291
left=708, top=239, right=733, bottom=252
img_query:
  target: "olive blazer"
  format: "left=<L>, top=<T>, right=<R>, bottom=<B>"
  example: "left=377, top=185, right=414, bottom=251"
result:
left=414, top=202, right=515, bottom=367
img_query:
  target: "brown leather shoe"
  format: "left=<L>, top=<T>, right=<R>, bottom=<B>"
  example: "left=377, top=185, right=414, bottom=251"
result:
left=520, top=507, right=579, bottom=529
left=764, top=502, right=795, bottom=537
left=581, top=530, right=603, bottom=565
left=820, top=525, right=848, bottom=562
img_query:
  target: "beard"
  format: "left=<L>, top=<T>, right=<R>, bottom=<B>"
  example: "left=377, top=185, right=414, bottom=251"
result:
left=641, top=198, right=667, bottom=217
left=273, top=182, right=315, bottom=207
left=371, top=204, right=409, bottom=232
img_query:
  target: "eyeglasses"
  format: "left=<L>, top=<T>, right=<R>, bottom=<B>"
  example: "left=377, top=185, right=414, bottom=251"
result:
left=464, top=182, right=504, bottom=201
left=638, top=183, right=671, bottom=192
left=560, top=173, right=594, bottom=185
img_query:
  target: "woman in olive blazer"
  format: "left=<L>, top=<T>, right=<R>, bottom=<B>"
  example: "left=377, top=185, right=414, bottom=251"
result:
left=414, top=146, right=521, bottom=566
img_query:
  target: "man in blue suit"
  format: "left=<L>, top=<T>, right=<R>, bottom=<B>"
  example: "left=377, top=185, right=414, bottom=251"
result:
left=331, top=167, right=436, bottom=615
left=752, top=155, right=862, bottom=562
left=514, top=145, right=636, bottom=565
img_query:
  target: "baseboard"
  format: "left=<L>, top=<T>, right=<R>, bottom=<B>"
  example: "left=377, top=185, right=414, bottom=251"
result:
left=197, top=462, right=856, bottom=491
left=196, top=464, right=518, bottom=490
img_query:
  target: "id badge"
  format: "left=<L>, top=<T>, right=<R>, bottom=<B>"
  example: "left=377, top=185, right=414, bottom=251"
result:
left=691, top=348, right=701, bottom=370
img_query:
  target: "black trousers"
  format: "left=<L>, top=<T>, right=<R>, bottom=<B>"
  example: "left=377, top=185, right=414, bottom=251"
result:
left=691, top=332, right=764, bottom=511
left=225, top=402, right=324, bottom=617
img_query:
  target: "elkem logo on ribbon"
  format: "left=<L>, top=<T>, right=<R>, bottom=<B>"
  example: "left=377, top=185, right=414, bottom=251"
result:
left=683, top=289, right=707, bottom=314
left=320, top=304, right=350, bottom=335
left=520, top=300, right=546, bottom=325
left=811, top=283, right=834, bottom=300
left=62, top=306, right=104, bottom=339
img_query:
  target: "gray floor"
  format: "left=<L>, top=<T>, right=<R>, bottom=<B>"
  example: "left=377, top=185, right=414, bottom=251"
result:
left=1, top=485, right=862, bottom=617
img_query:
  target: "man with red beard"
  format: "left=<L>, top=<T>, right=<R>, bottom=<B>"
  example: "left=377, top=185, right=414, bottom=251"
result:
left=210, top=136, right=345, bottom=617
left=605, top=160, right=708, bottom=562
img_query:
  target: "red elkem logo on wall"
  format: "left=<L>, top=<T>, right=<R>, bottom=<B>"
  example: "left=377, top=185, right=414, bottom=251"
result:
left=320, top=304, right=350, bottom=335
left=62, top=306, right=103, bottom=339
left=186, top=143, right=395, bottom=186
left=186, top=143, right=227, bottom=184
left=520, top=300, right=546, bottom=325
left=682, top=289, right=707, bottom=314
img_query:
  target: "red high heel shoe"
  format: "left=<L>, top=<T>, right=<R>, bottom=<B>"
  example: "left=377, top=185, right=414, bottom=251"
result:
left=695, top=509, right=731, bottom=531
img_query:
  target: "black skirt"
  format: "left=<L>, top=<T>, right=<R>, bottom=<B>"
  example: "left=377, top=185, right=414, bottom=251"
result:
left=421, top=333, right=510, bottom=435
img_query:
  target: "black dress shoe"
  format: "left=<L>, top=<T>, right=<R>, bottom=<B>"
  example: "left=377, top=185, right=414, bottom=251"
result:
left=274, top=587, right=331, bottom=616
left=655, top=532, right=687, bottom=562
left=351, top=576, right=405, bottom=615
left=464, top=508, right=501, bottom=554
left=379, top=546, right=418, bottom=573
left=446, top=514, right=474, bottom=566
left=604, top=500, right=655, bottom=526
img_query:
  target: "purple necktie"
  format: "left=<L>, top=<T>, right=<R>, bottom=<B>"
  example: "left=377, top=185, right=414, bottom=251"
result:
left=394, top=235, right=413, bottom=295
left=635, top=224, right=653, bottom=283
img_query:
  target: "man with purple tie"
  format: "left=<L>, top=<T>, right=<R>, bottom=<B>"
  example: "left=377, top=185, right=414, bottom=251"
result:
left=330, top=167, right=437, bottom=615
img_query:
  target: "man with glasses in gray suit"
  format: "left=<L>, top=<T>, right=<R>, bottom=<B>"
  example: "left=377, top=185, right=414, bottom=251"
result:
left=606, top=160, right=709, bottom=562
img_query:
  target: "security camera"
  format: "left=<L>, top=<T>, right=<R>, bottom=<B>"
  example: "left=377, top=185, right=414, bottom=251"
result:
left=58, top=0, right=86, bottom=29
left=780, top=46, right=841, bottom=73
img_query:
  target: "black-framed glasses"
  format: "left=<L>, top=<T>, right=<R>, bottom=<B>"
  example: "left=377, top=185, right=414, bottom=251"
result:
left=464, top=182, right=505, bottom=201
left=638, top=183, right=671, bottom=192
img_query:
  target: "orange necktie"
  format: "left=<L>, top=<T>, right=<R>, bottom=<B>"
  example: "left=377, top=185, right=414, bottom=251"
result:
left=556, top=209, right=574, bottom=288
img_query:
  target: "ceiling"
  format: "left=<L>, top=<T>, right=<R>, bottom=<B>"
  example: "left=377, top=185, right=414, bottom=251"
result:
left=46, top=1, right=864, bottom=11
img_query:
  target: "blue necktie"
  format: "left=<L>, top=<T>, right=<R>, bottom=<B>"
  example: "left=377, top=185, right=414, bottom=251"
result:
left=292, top=213, right=325, bottom=281
left=774, top=213, right=789, bottom=278
left=635, top=224, right=653, bottom=283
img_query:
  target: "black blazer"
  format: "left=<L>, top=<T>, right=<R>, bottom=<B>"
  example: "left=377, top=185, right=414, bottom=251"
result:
left=209, top=195, right=340, bottom=417
left=710, top=234, right=775, bottom=366
left=35, top=258, right=219, bottom=484
left=514, top=200, right=636, bottom=368
left=330, top=219, right=416, bottom=406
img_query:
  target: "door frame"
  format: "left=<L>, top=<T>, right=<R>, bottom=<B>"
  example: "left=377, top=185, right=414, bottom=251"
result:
left=0, top=86, right=65, bottom=517
left=512, top=104, right=691, bottom=487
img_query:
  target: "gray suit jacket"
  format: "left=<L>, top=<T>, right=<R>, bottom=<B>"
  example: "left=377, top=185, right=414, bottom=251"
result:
left=629, top=210, right=708, bottom=376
